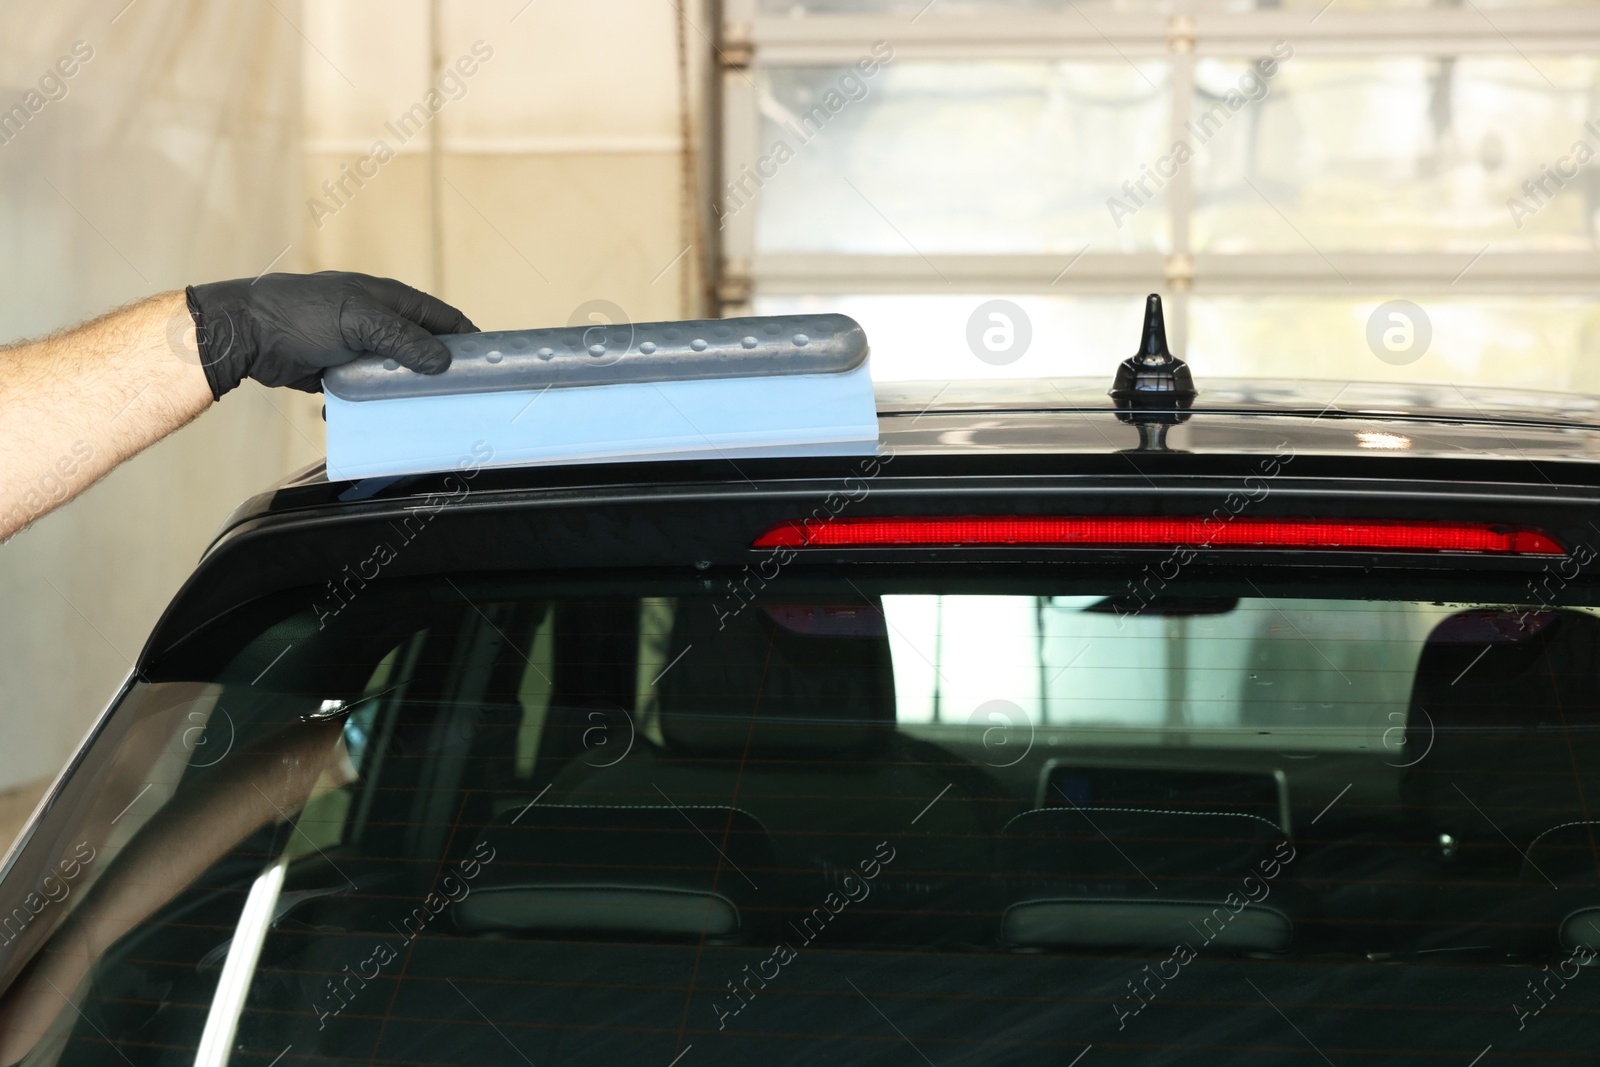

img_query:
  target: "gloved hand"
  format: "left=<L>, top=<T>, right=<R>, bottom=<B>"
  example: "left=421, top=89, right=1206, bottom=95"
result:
left=184, top=271, right=478, bottom=398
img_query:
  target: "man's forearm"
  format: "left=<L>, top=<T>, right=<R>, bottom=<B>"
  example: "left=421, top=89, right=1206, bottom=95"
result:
left=0, top=273, right=474, bottom=542
left=0, top=291, right=211, bottom=541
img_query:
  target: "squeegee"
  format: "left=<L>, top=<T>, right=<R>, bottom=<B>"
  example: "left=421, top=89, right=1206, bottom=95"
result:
left=323, top=313, right=879, bottom=480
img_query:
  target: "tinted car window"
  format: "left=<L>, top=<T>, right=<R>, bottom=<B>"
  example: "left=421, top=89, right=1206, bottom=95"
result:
left=1, top=574, right=1597, bottom=1067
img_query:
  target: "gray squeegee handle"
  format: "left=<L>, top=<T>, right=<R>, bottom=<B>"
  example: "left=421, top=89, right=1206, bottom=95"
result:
left=323, top=313, right=867, bottom=402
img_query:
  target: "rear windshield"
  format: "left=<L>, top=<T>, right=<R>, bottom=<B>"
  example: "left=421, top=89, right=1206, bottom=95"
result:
left=2, top=571, right=1598, bottom=1066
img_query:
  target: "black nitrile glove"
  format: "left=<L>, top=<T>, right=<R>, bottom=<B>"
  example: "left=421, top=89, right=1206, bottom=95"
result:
left=184, top=271, right=478, bottom=398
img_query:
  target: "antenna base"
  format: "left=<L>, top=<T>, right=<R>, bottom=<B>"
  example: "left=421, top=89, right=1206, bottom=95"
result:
left=1109, top=292, right=1198, bottom=416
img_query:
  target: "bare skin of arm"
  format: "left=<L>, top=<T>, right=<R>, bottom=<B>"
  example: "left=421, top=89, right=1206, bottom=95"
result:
left=0, top=271, right=475, bottom=542
left=0, top=292, right=211, bottom=542
left=0, top=720, right=355, bottom=1064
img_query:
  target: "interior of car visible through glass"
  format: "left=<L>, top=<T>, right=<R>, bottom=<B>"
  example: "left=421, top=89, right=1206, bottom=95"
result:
left=2, top=573, right=1597, bottom=1066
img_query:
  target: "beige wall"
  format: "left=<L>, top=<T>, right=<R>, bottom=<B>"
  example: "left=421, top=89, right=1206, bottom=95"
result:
left=0, top=0, right=706, bottom=835
left=301, top=0, right=704, bottom=329
left=0, top=1, right=313, bottom=809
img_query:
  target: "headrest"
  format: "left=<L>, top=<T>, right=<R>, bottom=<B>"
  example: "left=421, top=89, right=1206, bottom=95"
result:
left=1512, top=822, right=1600, bottom=954
left=658, top=602, right=896, bottom=758
left=1043, top=765, right=1285, bottom=831
left=1404, top=610, right=1600, bottom=845
left=455, top=804, right=775, bottom=941
left=1524, top=821, right=1600, bottom=886
left=997, top=808, right=1292, bottom=951
left=999, top=808, right=1285, bottom=885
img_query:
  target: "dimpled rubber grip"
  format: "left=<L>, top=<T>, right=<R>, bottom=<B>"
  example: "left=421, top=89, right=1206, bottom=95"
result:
left=323, top=313, right=867, bottom=401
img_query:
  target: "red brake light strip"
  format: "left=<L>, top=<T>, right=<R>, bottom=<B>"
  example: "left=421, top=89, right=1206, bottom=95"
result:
left=751, top=517, right=1565, bottom=556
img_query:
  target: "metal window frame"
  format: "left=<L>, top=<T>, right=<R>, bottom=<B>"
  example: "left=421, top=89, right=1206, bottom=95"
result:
left=716, top=1, right=1600, bottom=354
left=736, top=9, right=1600, bottom=62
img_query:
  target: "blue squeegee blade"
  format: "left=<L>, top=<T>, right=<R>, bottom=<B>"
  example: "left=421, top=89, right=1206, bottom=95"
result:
left=326, top=362, right=879, bottom=481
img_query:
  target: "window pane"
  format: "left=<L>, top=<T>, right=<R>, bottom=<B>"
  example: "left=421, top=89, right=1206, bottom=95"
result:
left=1192, top=56, right=1600, bottom=252
left=885, top=594, right=1457, bottom=751
left=1189, top=295, right=1600, bottom=391
left=756, top=292, right=1151, bottom=379
left=16, top=579, right=1600, bottom=1064
left=764, top=0, right=1579, bottom=12
left=753, top=61, right=1170, bottom=254
left=1208, top=0, right=1593, bottom=9
left=758, top=0, right=1169, bottom=12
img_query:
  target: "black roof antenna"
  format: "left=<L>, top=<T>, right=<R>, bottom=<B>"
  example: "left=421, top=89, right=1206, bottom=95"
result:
left=1109, top=294, right=1197, bottom=450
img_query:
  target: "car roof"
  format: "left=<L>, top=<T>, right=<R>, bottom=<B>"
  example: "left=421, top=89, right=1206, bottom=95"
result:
left=222, top=375, right=1600, bottom=541
left=875, top=377, right=1600, bottom=429
left=872, top=376, right=1600, bottom=462
left=153, top=373, right=1600, bottom=666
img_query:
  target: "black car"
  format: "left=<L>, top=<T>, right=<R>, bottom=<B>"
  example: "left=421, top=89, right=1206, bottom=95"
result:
left=1, top=319, right=1598, bottom=1066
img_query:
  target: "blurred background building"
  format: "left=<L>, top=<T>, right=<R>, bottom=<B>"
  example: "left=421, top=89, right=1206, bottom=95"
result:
left=0, top=0, right=1596, bottom=840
